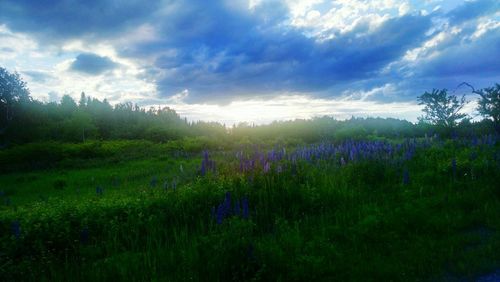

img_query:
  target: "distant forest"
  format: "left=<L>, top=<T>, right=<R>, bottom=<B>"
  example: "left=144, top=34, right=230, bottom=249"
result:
left=1, top=66, right=498, bottom=147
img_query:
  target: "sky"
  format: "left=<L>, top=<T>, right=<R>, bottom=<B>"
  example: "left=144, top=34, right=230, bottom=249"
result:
left=0, top=0, right=499, bottom=125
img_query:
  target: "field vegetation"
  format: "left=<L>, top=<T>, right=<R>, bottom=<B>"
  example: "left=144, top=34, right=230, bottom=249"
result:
left=1, top=67, right=499, bottom=281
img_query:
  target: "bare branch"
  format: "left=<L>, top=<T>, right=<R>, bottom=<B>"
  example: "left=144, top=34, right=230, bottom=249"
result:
left=456, top=82, right=488, bottom=100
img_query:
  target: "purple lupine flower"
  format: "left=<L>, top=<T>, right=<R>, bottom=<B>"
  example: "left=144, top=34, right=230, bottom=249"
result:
left=451, top=158, right=457, bottom=176
left=263, top=162, right=271, bottom=173
left=201, top=160, right=206, bottom=176
left=203, top=150, right=210, bottom=162
left=201, top=151, right=216, bottom=176
left=403, top=168, right=410, bottom=185
left=404, top=149, right=414, bottom=161
left=216, top=204, right=225, bottom=224
left=349, top=148, right=355, bottom=161
left=11, top=220, right=20, bottom=239
left=201, top=151, right=208, bottom=175
left=242, top=196, right=249, bottom=219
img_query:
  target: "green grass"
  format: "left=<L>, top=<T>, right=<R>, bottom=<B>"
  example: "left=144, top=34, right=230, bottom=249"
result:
left=0, top=139, right=499, bottom=281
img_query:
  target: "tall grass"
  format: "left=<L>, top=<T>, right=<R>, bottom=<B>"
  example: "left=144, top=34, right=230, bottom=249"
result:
left=0, top=136, right=499, bottom=281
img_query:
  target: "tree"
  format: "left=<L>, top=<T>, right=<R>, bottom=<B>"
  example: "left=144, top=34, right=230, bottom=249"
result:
left=477, top=84, right=500, bottom=133
left=79, top=92, right=87, bottom=108
left=0, top=67, right=30, bottom=129
left=417, top=88, right=468, bottom=128
left=65, top=111, right=97, bottom=142
left=458, top=82, right=500, bottom=133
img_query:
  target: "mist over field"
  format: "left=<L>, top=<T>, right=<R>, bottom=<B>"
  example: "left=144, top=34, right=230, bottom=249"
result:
left=1, top=0, right=499, bottom=281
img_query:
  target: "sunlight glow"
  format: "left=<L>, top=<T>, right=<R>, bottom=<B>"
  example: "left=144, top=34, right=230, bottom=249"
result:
left=155, top=94, right=423, bottom=126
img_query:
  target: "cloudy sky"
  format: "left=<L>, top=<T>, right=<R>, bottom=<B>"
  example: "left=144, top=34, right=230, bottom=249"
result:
left=0, top=0, right=499, bottom=125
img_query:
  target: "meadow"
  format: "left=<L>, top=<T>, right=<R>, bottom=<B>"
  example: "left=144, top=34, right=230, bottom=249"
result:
left=0, top=135, right=499, bottom=281
left=1, top=3, right=499, bottom=280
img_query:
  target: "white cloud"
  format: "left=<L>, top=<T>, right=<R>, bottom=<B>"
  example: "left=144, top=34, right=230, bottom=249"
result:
left=288, top=0, right=407, bottom=39
left=0, top=26, right=157, bottom=104
left=470, top=18, right=500, bottom=39
left=399, top=2, right=411, bottom=16
left=1, top=1, right=495, bottom=126
left=403, top=26, right=461, bottom=62
left=286, top=0, right=324, bottom=18
left=340, top=83, right=398, bottom=101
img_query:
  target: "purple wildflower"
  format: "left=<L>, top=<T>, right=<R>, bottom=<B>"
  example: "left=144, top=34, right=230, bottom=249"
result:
left=216, top=204, right=225, bottom=224
left=263, top=162, right=271, bottom=173
left=201, top=150, right=216, bottom=176
left=201, top=160, right=206, bottom=176
left=223, top=192, right=231, bottom=215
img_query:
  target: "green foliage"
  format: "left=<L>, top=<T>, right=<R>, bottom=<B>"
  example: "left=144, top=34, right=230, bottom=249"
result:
left=0, top=138, right=498, bottom=281
left=0, top=67, right=30, bottom=137
left=0, top=66, right=499, bottom=280
left=476, top=84, right=500, bottom=132
left=418, top=88, right=468, bottom=128
left=0, top=66, right=498, bottom=146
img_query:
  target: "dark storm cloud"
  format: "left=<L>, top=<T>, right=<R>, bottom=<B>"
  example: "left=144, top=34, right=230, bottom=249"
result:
left=69, top=53, right=118, bottom=75
left=417, top=30, right=500, bottom=78
left=447, top=0, right=500, bottom=26
left=22, top=70, right=54, bottom=83
left=1, top=0, right=499, bottom=105
left=128, top=0, right=433, bottom=103
left=0, top=0, right=161, bottom=40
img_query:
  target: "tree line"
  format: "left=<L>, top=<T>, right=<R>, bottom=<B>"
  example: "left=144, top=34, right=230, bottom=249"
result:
left=0, top=66, right=499, bottom=147
left=417, top=83, right=500, bottom=133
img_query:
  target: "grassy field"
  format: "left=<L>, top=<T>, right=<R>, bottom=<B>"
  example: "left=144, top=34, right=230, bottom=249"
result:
left=0, top=136, right=499, bottom=281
